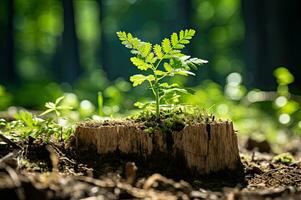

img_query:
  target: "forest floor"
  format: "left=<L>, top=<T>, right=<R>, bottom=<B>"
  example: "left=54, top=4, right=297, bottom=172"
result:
left=0, top=134, right=301, bottom=200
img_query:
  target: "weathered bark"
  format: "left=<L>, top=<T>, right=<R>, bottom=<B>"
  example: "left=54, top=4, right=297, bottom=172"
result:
left=75, top=120, right=241, bottom=175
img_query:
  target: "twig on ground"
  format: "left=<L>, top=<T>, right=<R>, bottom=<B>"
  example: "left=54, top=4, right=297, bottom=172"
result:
left=0, top=150, right=20, bottom=166
left=50, top=144, right=77, bottom=165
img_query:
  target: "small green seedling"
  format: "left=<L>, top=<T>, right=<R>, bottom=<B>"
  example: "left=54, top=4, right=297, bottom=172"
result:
left=97, top=91, right=104, bottom=116
left=40, top=96, right=72, bottom=117
left=0, top=96, right=74, bottom=142
left=117, top=29, right=207, bottom=118
left=272, top=152, right=295, bottom=165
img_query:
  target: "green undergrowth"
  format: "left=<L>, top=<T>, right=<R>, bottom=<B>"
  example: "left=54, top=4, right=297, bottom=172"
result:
left=0, top=111, right=74, bottom=142
left=130, top=104, right=215, bottom=134
left=0, top=97, right=74, bottom=142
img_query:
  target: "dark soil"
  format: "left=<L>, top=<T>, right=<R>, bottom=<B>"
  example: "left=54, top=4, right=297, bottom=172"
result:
left=0, top=134, right=301, bottom=199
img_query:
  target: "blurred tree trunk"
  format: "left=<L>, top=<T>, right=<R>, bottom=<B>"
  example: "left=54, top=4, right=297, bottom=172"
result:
left=0, top=0, right=17, bottom=85
left=61, top=0, right=81, bottom=84
left=242, top=0, right=301, bottom=91
left=178, top=0, right=192, bottom=28
left=180, top=0, right=194, bottom=57
left=178, top=0, right=193, bottom=54
left=178, top=0, right=202, bottom=83
left=97, top=0, right=109, bottom=75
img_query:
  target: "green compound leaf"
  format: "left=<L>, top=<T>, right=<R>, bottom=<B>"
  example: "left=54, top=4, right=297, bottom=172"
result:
left=164, top=88, right=189, bottom=94
left=171, top=33, right=178, bottom=46
left=174, top=69, right=196, bottom=76
left=141, top=42, right=152, bottom=58
left=146, top=52, right=157, bottom=64
left=180, top=55, right=208, bottom=69
left=154, top=70, right=167, bottom=76
left=130, top=74, right=155, bottom=87
left=163, top=62, right=173, bottom=72
left=162, top=38, right=172, bottom=53
left=130, top=57, right=152, bottom=70
left=154, top=44, right=164, bottom=59
left=159, top=83, right=180, bottom=88
left=117, top=32, right=140, bottom=50
left=117, top=31, right=150, bottom=57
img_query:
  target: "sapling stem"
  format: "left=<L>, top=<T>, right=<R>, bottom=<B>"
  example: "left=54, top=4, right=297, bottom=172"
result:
left=155, top=83, right=160, bottom=118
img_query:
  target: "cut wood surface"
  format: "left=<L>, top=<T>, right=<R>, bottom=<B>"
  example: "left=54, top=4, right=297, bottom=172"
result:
left=75, top=120, right=241, bottom=174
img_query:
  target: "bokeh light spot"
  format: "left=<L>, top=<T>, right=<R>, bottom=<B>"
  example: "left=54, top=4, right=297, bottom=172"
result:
left=279, top=114, right=290, bottom=124
left=275, top=96, right=287, bottom=107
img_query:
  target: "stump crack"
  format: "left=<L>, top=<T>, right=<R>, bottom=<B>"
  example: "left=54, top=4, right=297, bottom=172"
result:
left=206, top=123, right=211, bottom=141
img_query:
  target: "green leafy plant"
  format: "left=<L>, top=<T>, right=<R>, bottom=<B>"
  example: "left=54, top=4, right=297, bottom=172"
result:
left=40, top=96, right=72, bottom=117
left=272, top=152, right=295, bottom=165
left=0, top=97, right=75, bottom=142
left=0, top=110, right=73, bottom=142
left=117, top=29, right=207, bottom=118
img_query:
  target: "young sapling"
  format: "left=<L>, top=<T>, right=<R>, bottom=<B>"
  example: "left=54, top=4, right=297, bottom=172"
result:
left=117, top=29, right=207, bottom=118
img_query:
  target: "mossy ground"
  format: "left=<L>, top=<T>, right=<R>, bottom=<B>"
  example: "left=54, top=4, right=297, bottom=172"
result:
left=131, top=105, right=216, bottom=133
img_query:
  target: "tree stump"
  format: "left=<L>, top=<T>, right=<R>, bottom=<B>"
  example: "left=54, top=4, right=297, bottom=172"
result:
left=75, top=120, right=241, bottom=175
